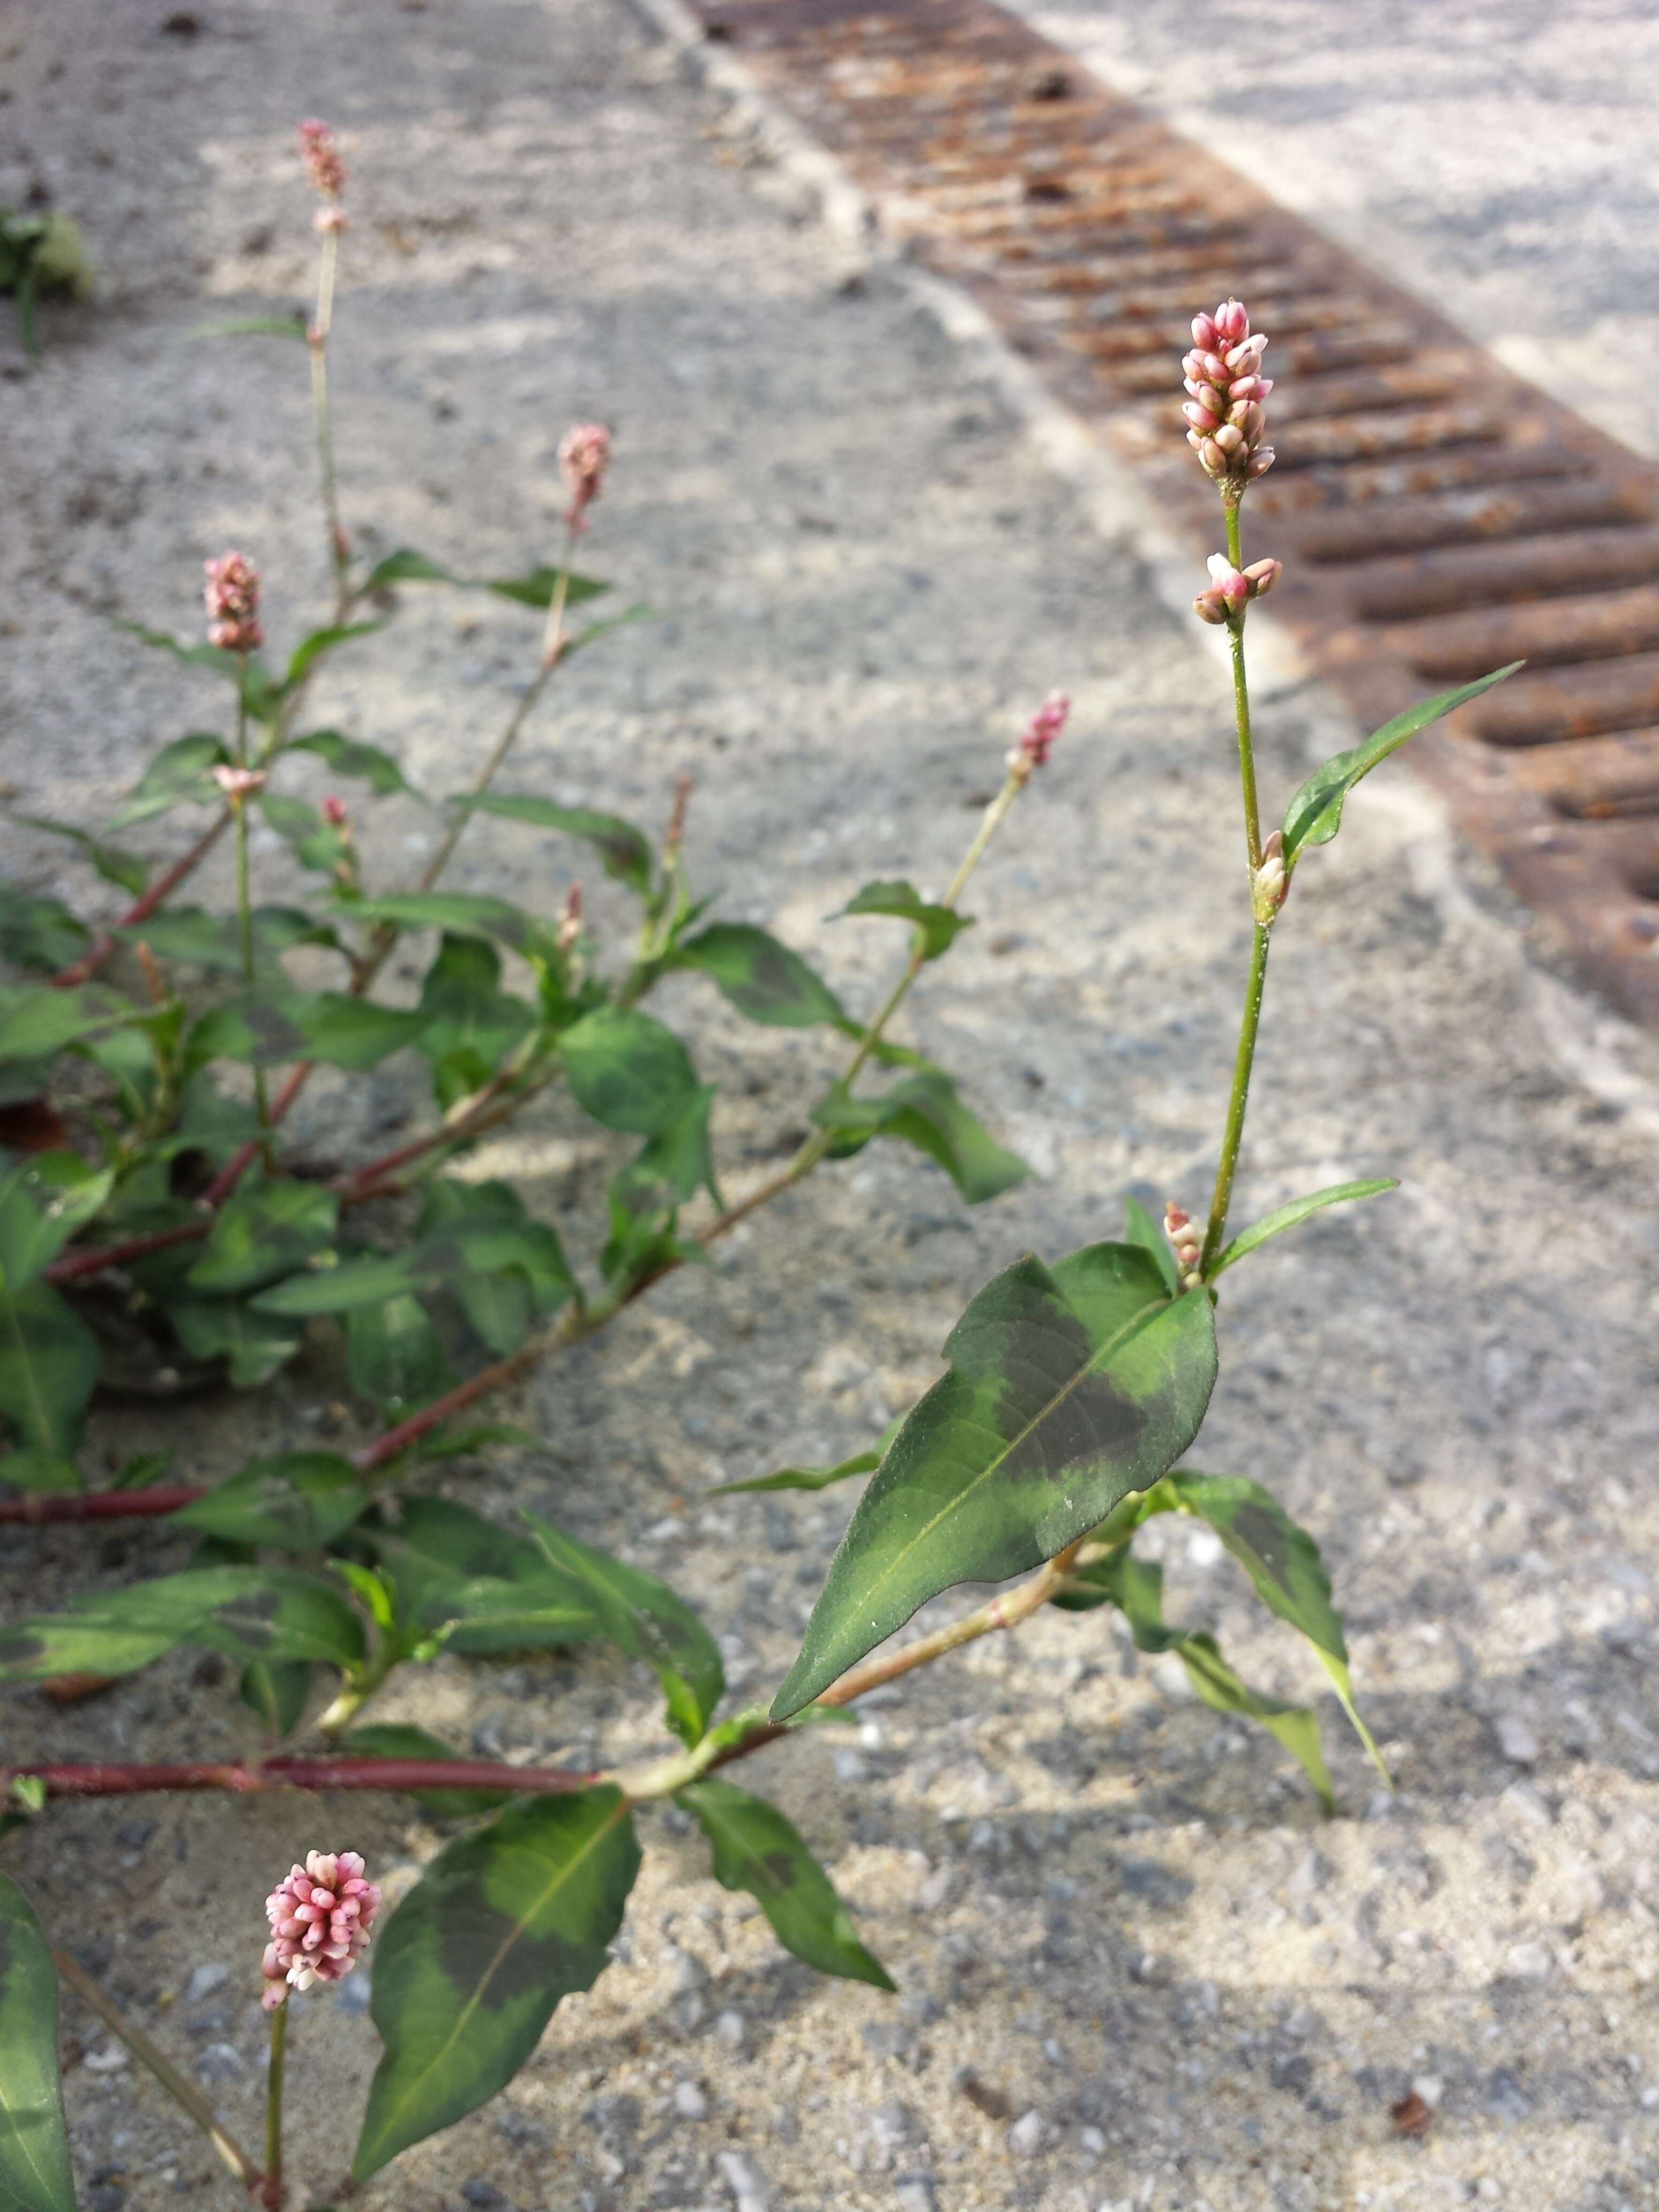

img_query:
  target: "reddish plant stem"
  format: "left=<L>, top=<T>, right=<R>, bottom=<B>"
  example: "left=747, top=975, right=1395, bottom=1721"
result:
left=5, top=1756, right=599, bottom=1800
left=50, top=816, right=233, bottom=991
left=203, top=1062, right=312, bottom=1209
left=46, top=1219, right=216, bottom=1287
left=0, top=1484, right=207, bottom=1526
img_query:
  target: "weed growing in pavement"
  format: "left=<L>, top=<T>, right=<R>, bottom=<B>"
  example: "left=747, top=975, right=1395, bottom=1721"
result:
left=0, top=123, right=1514, bottom=2207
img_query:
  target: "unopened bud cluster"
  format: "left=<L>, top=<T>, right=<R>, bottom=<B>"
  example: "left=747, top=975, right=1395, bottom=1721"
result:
left=557, top=884, right=584, bottom=952
left=1008, top=691, right=1070, bottom=783
left=261, top=1849, right=380, bottom=2009
left=298, top=119, right=348, bottom=226
left=212, top=765, right=268, bottom=805
left=1193, top=552, right=1282, bottom=626
left=1182, top=300, right=1274, bottom=487
left=559, top=422, right=612, bottom=534
left=1251, top=829, right=1287, bottom=924
left=203, top=551, right=263, bottom=654
left=1164, top=1204, right=1204, bottom=1291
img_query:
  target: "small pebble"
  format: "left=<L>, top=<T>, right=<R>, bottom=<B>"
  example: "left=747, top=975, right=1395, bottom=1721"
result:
left=1007, top=2110, right=1047, bottom=2158
left=675, top=2080, right=710, bottom=2120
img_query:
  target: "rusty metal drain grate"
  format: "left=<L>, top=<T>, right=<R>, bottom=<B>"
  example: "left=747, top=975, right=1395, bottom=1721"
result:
left=676, top=0, right=1659, bottom=1026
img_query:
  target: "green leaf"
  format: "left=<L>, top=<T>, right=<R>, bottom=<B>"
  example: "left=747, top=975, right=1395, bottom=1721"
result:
left=240, top=1658, right=312, bottom=1740
left=1167, top=1470, right=1385, bottom=1780
left=189, top=312, right=309, bottom=341
left=8, top=814, right=148, bottom=898
left=257, top=793, right=353, bottom=877
left=812, top=1070, right=1027, bottom=1204
left=103, top=734, right=231, bottom=832
left=0, top=985, right=135, bottom=1064
left=187, top=1176, right=339, bottom=1294
left=0, top=885, right=88, bottom=975
left=343, top=891, right=545, bottom=958
left=524, top=1514, right=723, bottom=1746
left=0, top=1873, right=77, bottom=2212
left=462, top=794, right=653, bottom=895
left=173, top=1453, right=369, bottom=1551
left=361, top=549, right=609, bottom=612
left=188, top=990, right=428, bottom=1072
left=1210, top=1179, right=1398, bottom=1278
left=0, top=1566, right=365, bottom=1681
left=602, top=1086, right=719, bottom=1283
left=0, top=1279, right=98, bottom=1475
left=1121, top=1194, right=1180, bottom=1296
left=562, top=605, right=651, bottom=662
left=166, top=1297, right=304, bottom=1388
left=671, top=924, right=849, bottom=1029
left=414, top=936, right=536, bottom=1107
left=559, top=1006, right=700, bottom=1137
left=347, top=1295, right=453, bottom=1411
left=340, top=1724, right=512, bottom=1819
left=0, top=1156, right=114, bottom=1286
left=118, top=903, right=339, bottom=977
left=711, top=1433, right=893, bottom=1497
left=353, top=1787, right=639, bottom=2180
left=117, top=623, right=281, bottom=722
left=772, top=1243, right=1218, bottom=1718
left=362, top=1498, right=599, bottom=1656
left=679, top=1777, right=894, bottom=1988
left=287, top=729, right=423, bottom=802
left=283, top=621, right=384, bottom=692
left=1281, top=666, right=1521, bottom=867
left=839, top=879, right=973, bottom=961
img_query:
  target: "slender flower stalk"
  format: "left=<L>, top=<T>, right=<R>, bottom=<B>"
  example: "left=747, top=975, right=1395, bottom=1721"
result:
left=298, top=122, right=351, bottom=612
left=263, top=2001, right=287, bottom=2211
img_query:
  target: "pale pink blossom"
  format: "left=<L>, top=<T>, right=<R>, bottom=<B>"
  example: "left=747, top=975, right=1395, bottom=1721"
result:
left=261, top=1849, right=380, bottom=2011
left=1182, top=298, right=1275, bottom=487
left=1164, top=1203, right=1203, bottom=1289
left=203, top=550, right=263, bottom=654
left=297, top=119, right=347, bottom=201
left=558, top=422, right=612, bottom=533
left=1193, top=552, right=1282, bottom=625
left=1007, top=690, right=1070, bottom=780
left=211, top=765, right=268, bottom=804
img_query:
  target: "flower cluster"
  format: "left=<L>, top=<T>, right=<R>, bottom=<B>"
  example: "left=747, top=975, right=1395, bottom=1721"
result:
left=1007, top=690, right=1070, bottom=783
left=203, top=551, right=263, bottom=654
left=559, top=422, right=612, bottom=533
left=261, top=1849, right=380, bottom=2009
left=1182, top=300, right=1274, bottom=487
left=298, top=119, right=347, bottom=201
left=1164, top=1203, right=1203, bottom=1290
left=211, top=765, right=268, bottom=805
left=1193, top=551, right=1282, bottom=626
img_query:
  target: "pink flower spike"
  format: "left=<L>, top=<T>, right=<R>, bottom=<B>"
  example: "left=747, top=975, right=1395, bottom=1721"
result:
left=558, top=422, right=612, bottom=534
left=261, top=1849, right=380, bottom=2011
left=203, top=550, right=263, bottom=654
left=322, top=794, right=350, bottom=827
left=1178, top=300, right=1275, bottom=488
left=297, top=119, right=347, bottom=200
left=1008, top=690, right=1070, bottom=781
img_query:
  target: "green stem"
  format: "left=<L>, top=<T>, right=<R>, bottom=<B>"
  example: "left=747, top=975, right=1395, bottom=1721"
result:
left=51, top=1947, right=260, bottom=2198
left=1223, top=496, right=1264, bottom=874
left=263, top=1998, right=287, bottom=2210
left=309, top=221, right=349, bottom=618
left=232, top=681, right=270, bottom=1140
left=1200, top=922, right=1269, bottom=1275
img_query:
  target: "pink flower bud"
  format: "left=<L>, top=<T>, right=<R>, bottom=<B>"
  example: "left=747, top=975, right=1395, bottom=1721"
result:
left=322, top=794, right=350, bottom=827
left=203, top=550, right=263, bottom=654
left=312, top=205, right=349, bottom=235
left=1193, top=551, right=1282, bottom=624
left=1252, top=830, right=1288, bottom=924
left=1214, top=298, right=1250, bottom=345
left=297, top=119, right=347, bottom=201
left=1007, top=690, right=1070, bottom=780
left=1212, top=423, right=1245, bottom=455
left=1246, top=447, right=1276, bottom=478
left=558, top=422, right=612, bottom=534
left=1191, top=313, right=1220, bottom=351
left=212, top=765, right=268, bottom=804
left=557, top=884, right=584, bottom=953
left=261, top=1849, right=380, bottom=2011
left=1164, top=1202, right=1204, bottom=1288
left=1242, top=557, right=1282, bottom=597
left=1200, top=437, right=1228, bottom=473
left=1182, top=401, right=1221, bottom=432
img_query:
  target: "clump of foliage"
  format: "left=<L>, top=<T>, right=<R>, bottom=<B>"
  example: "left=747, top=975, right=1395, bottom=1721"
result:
left=0, top=128, right=1513, bottom=2210
left=0, top=204, right=93, bottom=358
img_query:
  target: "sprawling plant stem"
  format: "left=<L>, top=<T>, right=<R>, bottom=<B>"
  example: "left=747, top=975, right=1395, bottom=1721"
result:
left=1200, top=491, right=1271, bottom=1276
left=52, top=1945, right=260, bottom=2194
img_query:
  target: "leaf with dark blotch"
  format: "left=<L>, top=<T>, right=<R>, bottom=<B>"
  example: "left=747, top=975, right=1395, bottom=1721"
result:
left=353, top=1788, right=639, bottom=2180
left=772, top=1242, right=1217, bottom=1718
left=287, top=728, right=424, bottom=802
left=414, top=936, right=536, bottom=1105
left=362, top=548, right=610, bottom=612
left=341, top=1724, right=512, bottom=1819
left=524, top=1514, right=723, bottom=1746
left=166, top=1296, right=305, bottom=1388
left=1281, top=664, right=1520, bottom=868
left=186, top=1176, right=339, bottom=1294
left=559, top=1006, right=701, bottom=1137
left=0, top=1566, right=364, bottom=1681
left=0, top=885, right=89, bottom=976
left=0, top=1277, right=98, bottom=1477
left=1209, top=1179, right=1397, bottom=1278
left=839, top=879, right=973, bottom=961
left=0, top=1873, right=77, bottom=2212
left=174, top=1452, right=369, bottom=1551
left=671, top=923, right=849, bottom=1028
left=104, top=732, right=230, bottom=831
left=462, top=794, right=653, bottom=895
left=9, top=813, right=149, bottom=898
left=812, top=1070, right=1027, bottom=1204
left=681, top=1777, right=894, bottom=1987
left=187, top=990, right=428, bottom=1072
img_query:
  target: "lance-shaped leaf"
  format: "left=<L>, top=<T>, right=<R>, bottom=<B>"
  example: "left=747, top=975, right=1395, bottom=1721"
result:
left=602, top=1086, right=718, bottom=1285
left=0, top=885, right=88, bottom=975
left=174, top=1452, right=370, bottom=1551
left=0, top=1873, right=76, bottom=2212
left=362, top=1497, right=599, bottom=1657
left=712, top=1447, right=881, bottom=1497
left=1120, top=1193, right=1180, bottom=1296
left=0, top=985, right=136, bottom=1065
left=812, top=1070, right=1027, bottom=1204
left=462, top=793, right=653, bottom=896
left=524, top=1514, right=723, bottom=1745
left=772, top=1243, right=1217, bottom=1717
left=0, top=1279, right=98, bottom=1490
left=559, top=1006, right=700, bottom=1137
left=165, top=1296, right=305, bottom=1388
left=187, top=989, right=427, bottom=1072
left=341, top=1723, right=512, bottom=1819
left=361, top=548, right=610, bottom=612
left=0, top=1156, right=114, bottom=1286
left=104, top=731, right=230, bottom=830
left=186, top=1176, right=340, bottom=1295
left=671, top=924, right=849, bottom=1029
left=0, top=1566, right=364, bottom=1681
left=287, top=728, right=424, bottom=802
left=353, top=1787, right=640, bottom=2180
left=839, top=879, right=973, bottom=961
left=1167, top=1470, right=1385, bottom=1779
left=342, top=891, right=549, bottom=959
left=1209, top=1179, right=1397, bottom=1278
left=241, top=1657, right=312, bottom=1740
left=118, top=903, right=340, bottom=977
left=414, top=935, right=536, bottom=1107
left=347, top=1295, right=453, bottom=1411
left=681, top=1778, right=894, bottom=1987
left=8, top=813, right=148, bottom=898
left=282, top=620, right=384, bottom=692
left=1281, top=664, right=1520, bottom=869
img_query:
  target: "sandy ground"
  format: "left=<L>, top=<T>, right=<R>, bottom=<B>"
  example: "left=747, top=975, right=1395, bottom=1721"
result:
left=4, top=3, right=1659, bottom=2210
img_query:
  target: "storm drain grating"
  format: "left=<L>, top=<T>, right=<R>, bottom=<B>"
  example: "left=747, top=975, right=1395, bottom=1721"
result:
left=677, top=0, right=1659, bottom=1027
